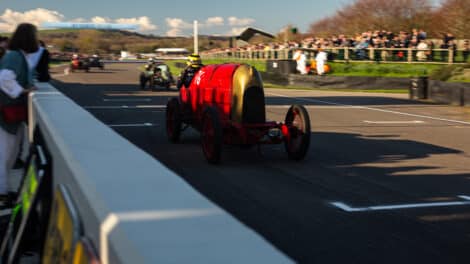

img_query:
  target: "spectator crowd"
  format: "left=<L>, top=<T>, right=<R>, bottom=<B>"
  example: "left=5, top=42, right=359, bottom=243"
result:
left=203, top=28, right=469, bottom=63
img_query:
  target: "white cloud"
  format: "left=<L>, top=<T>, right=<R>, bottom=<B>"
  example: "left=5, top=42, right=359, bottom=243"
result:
left=228, top=16, right=255, bottom=26
left=166, top=28, right=183, bottom=37
left=165, top=18, right=192, bottom=29
left=91, top=16, right=111, bottom=24
left=165, top=18, right=193, bottom=36
left=204, top=17, right=224, bottom=27
left=0, top=8, right=64, bottom=32
left=115, top=16, right=157, bottom=31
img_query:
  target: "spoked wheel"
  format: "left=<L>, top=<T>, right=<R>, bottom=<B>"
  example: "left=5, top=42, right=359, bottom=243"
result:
left=166, top=98, right=182, bottom=143
left=201, top=107, right=223, bottom=164
left=284, top=104, right=311, bottom=160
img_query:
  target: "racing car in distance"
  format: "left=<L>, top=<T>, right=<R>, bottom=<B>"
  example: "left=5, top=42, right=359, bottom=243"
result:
left=87, top=55, right=105, bottom=70
left=69, top=55, right=89, bottom=72
left=166, top=63, right=311, bottom=164
left=140, top=62, right=174, bottom=90
left=69, top=55, right=104, bottom=73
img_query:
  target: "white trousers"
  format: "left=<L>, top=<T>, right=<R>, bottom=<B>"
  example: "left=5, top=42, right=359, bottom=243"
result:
left=316, top=60, right=325, bottom=75
left=0, top=126, right=22, bottom=194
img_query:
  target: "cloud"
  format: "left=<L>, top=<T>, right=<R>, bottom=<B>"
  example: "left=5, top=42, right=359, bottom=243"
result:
left=166, top=28, right=183, bottom=37
left=165, top=18, right=192, bottom=36
left=204, top=17, right=224, bottom=27
left=165, top=18, right=192, bottom=29
left=115, top=16, right=157, bottom=31
left=91, top=16, right=111, bottom=24
left=0, top=8, right=157, bottom=33
left=228, top=16, right=255, bottom=26
left=0, top=8, right=64, bottom=32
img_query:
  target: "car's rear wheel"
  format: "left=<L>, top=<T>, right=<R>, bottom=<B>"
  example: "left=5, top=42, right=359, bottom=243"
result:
left=201, top=107, right=223, bottom=164
left=284, top=105, right=310, bottom=160
left=166, top=98, right=182, bottom=143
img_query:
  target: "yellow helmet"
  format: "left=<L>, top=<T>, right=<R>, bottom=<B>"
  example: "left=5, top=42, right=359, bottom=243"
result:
left=187, top=54, right=202, bottom=67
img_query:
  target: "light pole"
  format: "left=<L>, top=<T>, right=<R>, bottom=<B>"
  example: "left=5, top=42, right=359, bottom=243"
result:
left=194, top=20, right=198, bottom=55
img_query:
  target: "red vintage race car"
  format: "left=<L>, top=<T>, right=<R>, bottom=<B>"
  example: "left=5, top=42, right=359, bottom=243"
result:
left=166, top=63, right=311, bottom=164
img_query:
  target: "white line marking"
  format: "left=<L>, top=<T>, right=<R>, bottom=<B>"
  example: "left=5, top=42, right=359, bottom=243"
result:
left=103, top=98, right=152, bottom=102
left=267, top=92, right=470, bottom=126
left=363, top=120, right=425, bottom=124
left=331, top=195, right=470, bottom=212
left=108, top=123, right=158, bottom=127
left=267, top=105, right=357, bottom=109
left=85, top=105, right=166, bottom=109
left=51, top=74, right=67, bottom=78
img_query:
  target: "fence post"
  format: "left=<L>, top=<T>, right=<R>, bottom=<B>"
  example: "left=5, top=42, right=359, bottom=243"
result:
left=344, top=47, right=349, bottom=61
left=448, top=49, right=454, bottom=64
left=369, top=48, right=374, bottom=61
left=408, top=48, right=412, bottom=62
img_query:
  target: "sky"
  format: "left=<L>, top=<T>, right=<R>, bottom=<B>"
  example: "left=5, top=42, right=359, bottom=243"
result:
left=0, top=0, right=351, bottom=36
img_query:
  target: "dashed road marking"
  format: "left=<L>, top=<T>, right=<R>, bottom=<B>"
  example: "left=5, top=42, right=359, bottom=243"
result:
left=267, top=92, right=470, bottom=126
left=103, top=98, right=152, bottom=102
left=363, top=120, right=425, bottom=124
left=331, top=195, right=470, bottom=212
left=84, top=105, right=166, bottom=109
left=108, top=123, right=158, bottom=127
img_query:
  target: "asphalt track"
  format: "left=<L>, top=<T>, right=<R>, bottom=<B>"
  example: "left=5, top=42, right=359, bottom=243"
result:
left=51, top=63, right=470, bottom=263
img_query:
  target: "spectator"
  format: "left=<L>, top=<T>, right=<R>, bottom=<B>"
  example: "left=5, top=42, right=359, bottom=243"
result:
left=35, top=40, right=51, bottom=82
left=416, top=40, right=429, bottom=61
left=355, top=38, right=369, bottom=60
left=0, top=23, right=38, bottom=204
left=418, top=29, right=427, bottom=41
left=293, top=49, right=307, bottom=75
left=315, top=48, right=328, bottom=75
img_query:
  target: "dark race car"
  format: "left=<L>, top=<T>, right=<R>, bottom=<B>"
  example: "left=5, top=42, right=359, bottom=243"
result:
left=139, top=62, right=174, bottom=91
left=87, top=55, right=104, bottom=70
left=70, top=55, right=89, bottom=72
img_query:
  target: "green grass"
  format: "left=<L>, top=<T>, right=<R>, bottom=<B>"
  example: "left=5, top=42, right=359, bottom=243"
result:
left=264, top=82, right=408, bottom=93
left=166, top=59, right=267, bottom=76
left=326, top=62, right=444, bottom=78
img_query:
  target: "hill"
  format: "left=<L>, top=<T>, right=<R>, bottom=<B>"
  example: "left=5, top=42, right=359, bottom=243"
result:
left=38, top=29, right=231, bottom=55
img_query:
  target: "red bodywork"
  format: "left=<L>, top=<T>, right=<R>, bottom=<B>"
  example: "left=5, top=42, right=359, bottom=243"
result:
left=178, top=63, right=287, bottom=146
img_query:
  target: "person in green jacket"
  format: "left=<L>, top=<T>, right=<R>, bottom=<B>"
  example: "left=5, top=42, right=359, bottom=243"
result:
left=0, top=23, right=38, bottom=204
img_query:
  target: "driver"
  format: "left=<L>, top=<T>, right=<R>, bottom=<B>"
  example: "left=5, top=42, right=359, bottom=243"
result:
left=177, top=54, right=203, bottom=89
left=145, top=57, right=156, bottom=71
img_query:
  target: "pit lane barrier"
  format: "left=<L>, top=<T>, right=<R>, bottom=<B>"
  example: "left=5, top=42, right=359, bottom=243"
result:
left=0, top=82, right=292, bottom=263
left=409, top=77, right=470, bottom=106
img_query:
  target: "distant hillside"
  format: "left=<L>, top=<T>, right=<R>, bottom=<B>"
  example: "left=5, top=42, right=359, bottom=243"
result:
left=37, top=29, right=231, bottom=54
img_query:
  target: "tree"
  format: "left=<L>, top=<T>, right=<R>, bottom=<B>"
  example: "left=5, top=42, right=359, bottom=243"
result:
left=309, top=0, right=433, bottom=37
left=432, top=0, right=470, bottom=39
left=76, top=30, right=103, bottom=54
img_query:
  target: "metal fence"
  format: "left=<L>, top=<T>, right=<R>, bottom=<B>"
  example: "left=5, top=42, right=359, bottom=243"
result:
left=202, top=48, right=470, bottom=64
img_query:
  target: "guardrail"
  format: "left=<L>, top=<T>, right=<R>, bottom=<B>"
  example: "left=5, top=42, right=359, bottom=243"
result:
left=1, top=82, right=292, bottom=263
left=202, top=48, right=470, bottom=64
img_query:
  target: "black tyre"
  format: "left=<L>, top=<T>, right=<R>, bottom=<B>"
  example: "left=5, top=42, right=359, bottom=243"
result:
left=139, top=74, right=147, bottom=90
left=201, top=107, right=223, bottom=164
left=166, top=98, right=182, bottom=142
left=148, top=78, right=154, bottom=90
left=284, top=105, right=311, bottom=160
